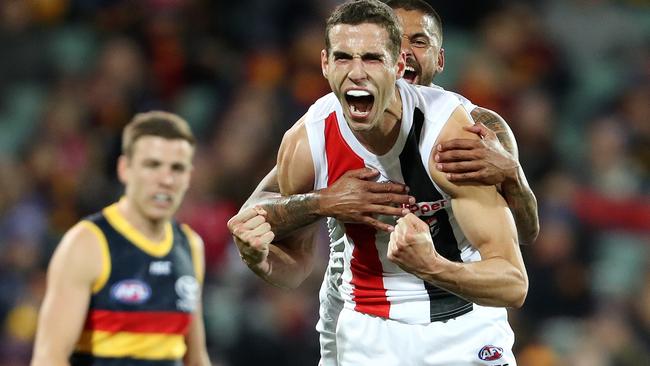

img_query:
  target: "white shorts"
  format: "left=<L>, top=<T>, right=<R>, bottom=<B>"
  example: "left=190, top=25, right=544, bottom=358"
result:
left=336, top=305, right=516, bottom=366
left=316, top=271, right=344, bottom=366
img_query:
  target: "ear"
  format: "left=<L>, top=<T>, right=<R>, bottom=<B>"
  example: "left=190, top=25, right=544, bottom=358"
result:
left=436, top=47, right=445, bottom=74
left=117, top=155, right=129, bottom=185
left=395, top=51, right=406, bottom=78
left=321, top=49, right=329, bottom=78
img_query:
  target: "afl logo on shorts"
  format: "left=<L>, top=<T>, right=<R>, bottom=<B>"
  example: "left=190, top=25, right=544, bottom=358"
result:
left=110, top=280, right=151, bottom=304
left=478, top=345, right=503, bottom=361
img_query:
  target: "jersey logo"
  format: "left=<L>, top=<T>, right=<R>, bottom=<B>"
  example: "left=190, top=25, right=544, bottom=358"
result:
left=110, top=279, right=151, bottom=304
left=422, top=215, right=440, bottom=237
left=403, top=199, right=449, bottom=217
left=403, top=200, right=448, bottom=238
left=175, top=275, right=199, bottom=312
left=149, top=261, right=172, bottom=275
left=478, top=345, right=504, bottom=361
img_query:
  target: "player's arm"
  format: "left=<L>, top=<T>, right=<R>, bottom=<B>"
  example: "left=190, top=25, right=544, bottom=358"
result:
left=228, top=116, right=319, bottom=289
left=388, top=107, right=528, bottom=308
left=243, top=163, right=411, bottom=237
left=31, top=222, right=105, bottom=366
left=435, top=107, right=539, bottom=244
left=267, top=117, right=322, bottom=288
left=240, top=166, right=314, bottom=239
left=182, top=229, right=211, bottom=366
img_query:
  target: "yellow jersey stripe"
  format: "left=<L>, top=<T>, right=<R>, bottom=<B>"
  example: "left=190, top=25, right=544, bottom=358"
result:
left=102, top=202, right=173, bottom=257
left=75, top=330, right=186, bottom=360
left=181, top=224, right=203, bottom=283
left=81, top=221, right=111, bottom=294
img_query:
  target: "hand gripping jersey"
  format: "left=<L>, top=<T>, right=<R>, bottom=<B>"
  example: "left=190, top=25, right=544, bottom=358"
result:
left=307, top=80, right=480, bottom=325
left=70, top=203, right=201, bottom=366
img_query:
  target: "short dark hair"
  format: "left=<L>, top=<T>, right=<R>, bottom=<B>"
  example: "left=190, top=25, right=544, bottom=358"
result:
left=122, top=111, right=195, bottom=157
left=384, top=0, right=443, bottom=43
left=325, top=0, right=402, bottom=62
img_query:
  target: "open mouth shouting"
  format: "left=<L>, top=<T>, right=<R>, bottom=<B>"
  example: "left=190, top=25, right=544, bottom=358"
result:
left=345, top=89, right=375, bottom=120
left=403, top=59, right=420, bottom=84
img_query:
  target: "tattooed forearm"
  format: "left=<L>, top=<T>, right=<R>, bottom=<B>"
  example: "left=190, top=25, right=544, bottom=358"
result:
left=242, top=167, right=322, bottom=240
left=500, top=167, right=540, bottom=244
left=258, top=193, right=321, bottom=239
left=470, top=107, right=540, bottom=244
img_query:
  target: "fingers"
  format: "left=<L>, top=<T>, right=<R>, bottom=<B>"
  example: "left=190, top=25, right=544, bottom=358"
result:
left=444, top=171, right=491, bottom=183
left=436, top=138, right=481, bottom=152
left=229, top=207, right=273, bottom=244
left=396, top=214, right=430, bottom=237
left=258, top=230, right=275, bottom=245
left=360, top=216, right=395, bottom=232
left=368, top=192, right=415, bottom=206
left=435, top=161, right=484, bottom=174
left=341, top=167, right=381, bottom=180
left=252, top=205, right=267, bottom=216
left=365, top=180, right=410, bottom=194
left=462, top=123, right=488, bottom=138
left=246, top=221, right=272, bottom=238
left=227, top=207, right=260, bottom=228
left=464, top=122, right=497, bottom=140
left=364, top=203, right=411, bottom=217
left=435, top=148, right=483, bottom=163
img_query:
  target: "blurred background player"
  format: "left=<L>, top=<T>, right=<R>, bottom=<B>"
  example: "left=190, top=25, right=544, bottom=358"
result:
left=31, top=112, right=211, bottom=366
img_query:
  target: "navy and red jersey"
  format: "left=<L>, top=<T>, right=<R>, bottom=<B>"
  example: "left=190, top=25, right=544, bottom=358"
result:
left=70, top=203, right=201, bottom=366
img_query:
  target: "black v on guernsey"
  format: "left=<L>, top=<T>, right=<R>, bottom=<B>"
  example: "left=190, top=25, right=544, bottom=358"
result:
left=305, top=79, right=479, bottom=324
left=399, top=108, right=473, bottom=321
left=70, top=203, right=200, bottom=366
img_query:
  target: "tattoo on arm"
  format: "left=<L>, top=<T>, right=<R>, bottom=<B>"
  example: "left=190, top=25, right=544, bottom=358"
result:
left=470, top=107, right=518, bottom=159
left=259, top=193, right=321, bottom=239
left=470, top=107, right=540, bottom=244
left=242, top=167, right=323, bottom=240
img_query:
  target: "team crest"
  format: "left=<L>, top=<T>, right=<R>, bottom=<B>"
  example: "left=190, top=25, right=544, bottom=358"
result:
left=111, top=279, right=151, bottom=304
left=175, top=275, right=199, bottom=312
left=478, top=345, right=503, bottom=361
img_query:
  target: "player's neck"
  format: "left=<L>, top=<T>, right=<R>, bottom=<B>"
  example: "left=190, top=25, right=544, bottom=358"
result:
left=117, top=199, right=168, bottom=242
left=354, top=86, right=402, bottom=155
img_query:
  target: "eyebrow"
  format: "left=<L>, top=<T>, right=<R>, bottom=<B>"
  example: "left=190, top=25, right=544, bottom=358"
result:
left=332, top=51, right=384, bottom=59
left=405, top=32, right=430, bottom=39
left=361, top=52, right=384, bottom=60
left=332, top=51, right=352, bottom=59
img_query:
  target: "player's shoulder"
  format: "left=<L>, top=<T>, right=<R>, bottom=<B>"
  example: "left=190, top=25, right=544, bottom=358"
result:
left=179, top=223, right=205, bottom=261
left=179, top=223, right=203, bottom=247
left=399, top=80, right=460, bottom=111
left=470, top=106, right=507, bottom=126
left=430, top=83, right=477, bottom=112
left=48, top=219, right=107, bottom=277
left=282, top=92, right=337, bottom=144
left=304, top=92, right=339, bottom=126
left=66, top=219, right=104, bottom=247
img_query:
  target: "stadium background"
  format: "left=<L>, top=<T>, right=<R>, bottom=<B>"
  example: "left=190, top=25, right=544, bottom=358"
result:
left=0, top=0, right=648, bottom=365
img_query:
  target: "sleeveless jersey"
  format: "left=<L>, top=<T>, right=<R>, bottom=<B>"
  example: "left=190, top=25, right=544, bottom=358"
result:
left=318, top=84, right=477, bottom=311
left=70, top=203, right=201, bottom=366
left=430, top=83, right=476, bottom=112
left=306, top=79, right=481, bottom=325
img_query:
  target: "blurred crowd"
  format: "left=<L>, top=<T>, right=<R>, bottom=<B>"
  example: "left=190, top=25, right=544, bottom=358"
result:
left=0, top=0, right=648, bottom=365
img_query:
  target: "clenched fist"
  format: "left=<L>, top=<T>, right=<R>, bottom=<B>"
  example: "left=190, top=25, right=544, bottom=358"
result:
left=227, top=206, right=275, bottom=275
left=387, top=213, right=441, bottom=276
